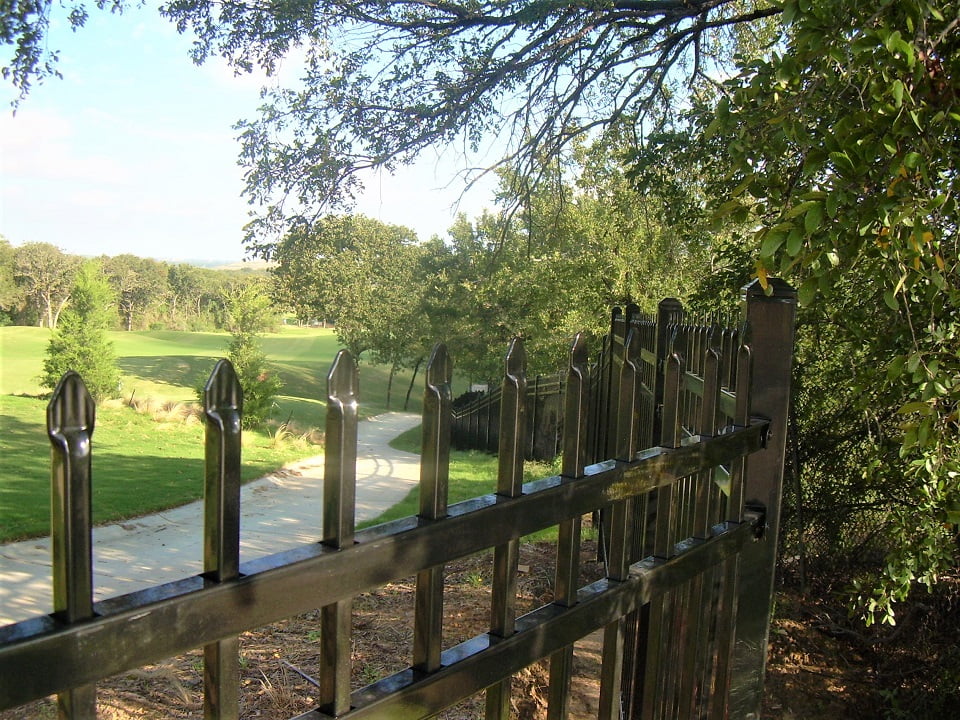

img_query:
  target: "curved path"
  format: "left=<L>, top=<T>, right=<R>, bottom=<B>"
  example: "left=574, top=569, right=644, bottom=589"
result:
left=0, top=412, right=422, bottom=626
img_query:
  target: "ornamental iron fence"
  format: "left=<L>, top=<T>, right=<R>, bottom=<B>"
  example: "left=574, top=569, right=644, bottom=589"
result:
left=0, top=278, right=796, bottom=719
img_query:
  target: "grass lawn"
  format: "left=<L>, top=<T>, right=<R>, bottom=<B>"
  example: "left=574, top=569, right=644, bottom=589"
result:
left=365, top=425, right=565, bottom=542
left=0, top=325, right=472, bottom=542
left=0, top=394, right=318, bottom=542
left=0, top=326, right=466, bottom=428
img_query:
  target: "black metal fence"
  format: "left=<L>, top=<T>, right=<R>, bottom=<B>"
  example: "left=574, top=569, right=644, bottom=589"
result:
left=0, top=279, right=796, bottom=719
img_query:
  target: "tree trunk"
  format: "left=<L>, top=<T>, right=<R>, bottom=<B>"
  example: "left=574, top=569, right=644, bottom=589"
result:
left=43, top=293, right=54, bottom=328
left=403, top=356, right=424, bottom=411
left=386, top=361, right=398, bottom=410
left=52, top=294, right=70, bottom=329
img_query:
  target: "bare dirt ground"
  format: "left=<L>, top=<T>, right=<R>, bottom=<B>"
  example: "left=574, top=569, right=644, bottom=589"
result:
left=4, top=544, right=957, bottom=719
left=2, top=540, right=605, bottom=720
left=760, top=572, right=960, bottom=720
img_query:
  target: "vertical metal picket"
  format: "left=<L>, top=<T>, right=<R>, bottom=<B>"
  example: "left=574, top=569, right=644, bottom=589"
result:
left=414, top=343, right=452, bottom=674
left=622, top=298, right=681, bottom=719
left=48, top=371, right=97, bottom=719
left=709, top=326, right=753, bottom=720
left=639, top=337, right=683, bottom=720
left=598, top=327, right=641, bottom=720
left=680, top=332, right=723, bottom=717
left=202, top=359, right=242, bottom=720
left=485, top=338, right=527, bottom=720
left=547, top=334, right=589, bottom=720
left=319, top=350, right=359, bottom=716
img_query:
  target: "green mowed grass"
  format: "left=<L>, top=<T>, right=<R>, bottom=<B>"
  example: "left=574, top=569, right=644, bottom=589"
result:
left=1, top=326, right=464, bottom=427
left=0, top=394, right=318, bottom=542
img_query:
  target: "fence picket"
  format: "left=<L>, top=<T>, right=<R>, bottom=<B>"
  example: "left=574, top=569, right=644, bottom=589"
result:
left=47, top=371, right=97, bottom=719
left=547, top=333, right=589, bottom=720
left=683, top=335, right=724, bottom=717
left=414, top=343, right=452, bottom=674
left=598, top=327, right=642, bottom=719
left=486, top=338, right=527, bottom=720
left=201, top=360, right=243, bottom=720
left=319, top=350, right=359, bottom=715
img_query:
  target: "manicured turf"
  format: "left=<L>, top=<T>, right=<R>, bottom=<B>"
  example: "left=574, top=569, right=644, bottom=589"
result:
left=0, top=394, right=317, bottom=541
left=0, top=326, right=466, bottom=426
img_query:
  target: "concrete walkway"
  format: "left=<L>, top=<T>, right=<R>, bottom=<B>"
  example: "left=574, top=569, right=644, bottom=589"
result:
left=0, top=412, right=422, bottom=626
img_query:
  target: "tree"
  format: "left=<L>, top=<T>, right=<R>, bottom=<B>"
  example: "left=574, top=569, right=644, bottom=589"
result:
left=3, top=0, right=783, bottom=243
left=104, top=254, right=170, bottom=330
left=0, top=236, right=25, bottom=324
left=218, top=278, right=282, bottom=427
left=40, top=260, right=120, bottom=402
left=13, top=242, right=79, bottom=328
left=269, top=214, right=430, bottom=406
left=632, top=0, right=960, bottom=623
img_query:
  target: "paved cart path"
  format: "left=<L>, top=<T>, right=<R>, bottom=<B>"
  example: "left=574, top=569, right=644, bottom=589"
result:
left=0, top=412, right=421, bottom=626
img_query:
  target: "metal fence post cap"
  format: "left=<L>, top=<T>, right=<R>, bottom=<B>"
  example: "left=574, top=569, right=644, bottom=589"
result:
left=568, top=333, right=589, bottom=367
left=204, top=359, right=242, bottom=417
left=427, top=342, right=452, bottom=385
left=47, top=371, right=95, bottom=437
left=327, top=349, right=359, bottom=403
left=504, top=337, right=526, bottom=376
left=741, top=277, right=797, bottom=301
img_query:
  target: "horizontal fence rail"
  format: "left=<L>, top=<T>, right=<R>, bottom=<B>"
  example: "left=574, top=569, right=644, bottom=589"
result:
left=0, top=280, right=796, bottom=720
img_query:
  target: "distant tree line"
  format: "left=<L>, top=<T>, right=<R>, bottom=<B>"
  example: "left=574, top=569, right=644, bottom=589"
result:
left=0, top=236, right=272, bottom=333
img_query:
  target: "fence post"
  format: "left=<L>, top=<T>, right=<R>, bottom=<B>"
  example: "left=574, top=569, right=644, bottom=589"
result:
left=320, top=350, right=359, bottom=715
left=486, top=338, right=527, bottom=720
left=414, top=343, right=452, bottom=673
left=728, top=278, right=796, bottom=718
left=47, top=371, right=97, bottom=719
left=202, top=359, right=243, bottom=720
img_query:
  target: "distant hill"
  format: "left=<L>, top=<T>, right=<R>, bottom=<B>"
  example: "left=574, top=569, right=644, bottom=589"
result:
left=194, top=259, right=277, bottom=272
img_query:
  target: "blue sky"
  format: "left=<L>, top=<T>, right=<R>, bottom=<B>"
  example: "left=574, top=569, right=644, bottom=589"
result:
left=0, top=6, right=496, bottom=264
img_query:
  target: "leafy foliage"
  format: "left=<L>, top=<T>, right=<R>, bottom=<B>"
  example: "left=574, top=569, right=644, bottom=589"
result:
left=218, top=280, right=282, bottom=428
left=634, top=0, right=960, bottom=624
left=148, top=0, right=777, bottom=247
left=12, top=242, right=80, bottom=328
left=103, top=254, right=171, bottom=331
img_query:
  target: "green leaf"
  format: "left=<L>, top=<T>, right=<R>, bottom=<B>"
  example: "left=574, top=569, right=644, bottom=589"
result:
left=891, top=79, right=904, bottom=107
left=883, top=290, right=899, bottom=310
left=898, top=401, right=931, bottom=416
left=798, top=278, right=817, bottom=306
left=760, top=231, right=786, bottom=257
left=787, top=230, right=805, bottom=256
left=712, top=199, right=745, bottom=220
left=887, top=355, right=905, bottom=380
left=804, top=202, right=824, bottom=236
left=782, top=0, right=797, bottom=25
left=786, top=200, right=819, bottom=219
